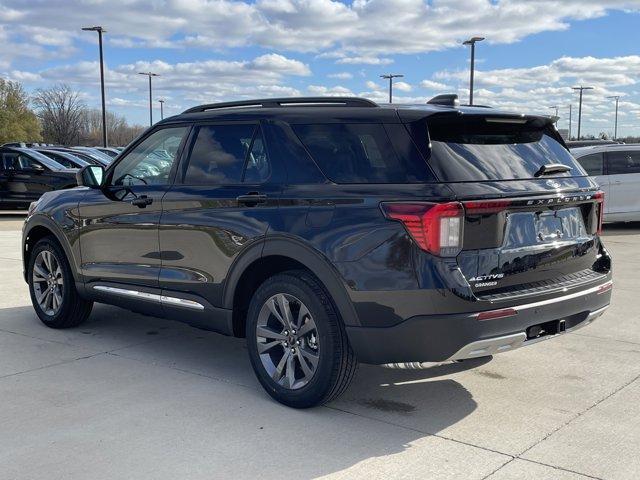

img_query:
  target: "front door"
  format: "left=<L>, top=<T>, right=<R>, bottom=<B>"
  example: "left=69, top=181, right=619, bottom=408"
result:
left=78, top=125, right=189, bottom=289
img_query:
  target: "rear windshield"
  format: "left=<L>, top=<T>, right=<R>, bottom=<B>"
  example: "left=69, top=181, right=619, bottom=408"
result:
left=414, top=118, right=585, bottom=182
left=292, top=123, right=435, bottom=183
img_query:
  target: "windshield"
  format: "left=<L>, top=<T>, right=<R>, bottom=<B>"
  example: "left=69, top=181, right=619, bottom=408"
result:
left=16, top=148, right=68, bottom=170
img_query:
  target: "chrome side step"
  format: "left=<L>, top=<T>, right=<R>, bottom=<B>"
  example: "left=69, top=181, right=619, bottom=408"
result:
left=92, top=285, right=205, bottom=311
left=449, top=305, right=609, bottom=361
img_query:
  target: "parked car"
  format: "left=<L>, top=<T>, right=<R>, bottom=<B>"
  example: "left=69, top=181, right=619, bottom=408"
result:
left=48, top=147, right=110, bottom=167
left=95, top=147, right=121, bottom=158
left=72, top=146, right=114, bottom=163
left=22, top=96, right=612, bottom=408
left=571, top=144, right=640, bottom=222
left=0, top=147, right=77, bottom=210
left=35, top=149, right=90, bottom=169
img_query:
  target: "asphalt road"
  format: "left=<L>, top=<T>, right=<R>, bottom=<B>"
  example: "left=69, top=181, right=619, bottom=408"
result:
left=0, top=215, right=638, bottom=479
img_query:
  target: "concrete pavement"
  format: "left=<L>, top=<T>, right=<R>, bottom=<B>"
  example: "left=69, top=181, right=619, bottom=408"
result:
left=0, top=215, right=638, bottom=479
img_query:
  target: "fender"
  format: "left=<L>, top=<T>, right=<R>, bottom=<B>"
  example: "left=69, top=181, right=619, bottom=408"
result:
left=22, top=213, right=82, bottom=285
left=222, top=235, right=361, bottom=327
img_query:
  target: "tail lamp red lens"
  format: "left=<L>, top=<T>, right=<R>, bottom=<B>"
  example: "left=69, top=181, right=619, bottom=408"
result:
left=380, top=202, right=463, bottom=256
left=476, top=308, right=518, bottom=321
left=463, top=199, right=512, bottom=215
left=593, top=191, right=605, bottom=235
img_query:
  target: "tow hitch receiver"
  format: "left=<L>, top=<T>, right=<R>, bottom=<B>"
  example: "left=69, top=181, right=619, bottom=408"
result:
left=526, top=319, right=566, bottom=340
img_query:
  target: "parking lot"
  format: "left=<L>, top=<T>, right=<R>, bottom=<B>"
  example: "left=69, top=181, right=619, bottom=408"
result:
left=0, top=215, right=638, bottom=480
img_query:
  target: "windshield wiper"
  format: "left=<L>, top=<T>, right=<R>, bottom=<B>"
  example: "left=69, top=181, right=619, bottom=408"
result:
left=534, top=163, right=572, bottom=177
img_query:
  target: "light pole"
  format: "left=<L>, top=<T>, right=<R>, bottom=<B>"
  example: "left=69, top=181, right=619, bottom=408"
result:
left=82, top=26, right=108, bottom=147
left=548, top=105, right=559, bottom=120
left=379, top=74, right=404, bottom=104
left=572, top=86, right=594, bottom=140
left=606, top=95, right=620, bottom=140
left=138, top=72, right=159, bottom=126
left=462, top=36, right=485, bottom=105
left=158, top=99, right=165, bottom=120
left=566, top=104, right=572, bottom=140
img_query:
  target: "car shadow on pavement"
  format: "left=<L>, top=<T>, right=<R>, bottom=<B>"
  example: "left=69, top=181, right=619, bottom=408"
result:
left=1, top=303, right=484, bottom=478
left=602, top=221, right=640, bottom=236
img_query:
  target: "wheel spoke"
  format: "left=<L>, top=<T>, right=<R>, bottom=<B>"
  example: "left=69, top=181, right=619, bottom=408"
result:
left=271, top=350, right=290, bottom=383
left=35, top=286, right=48, bottom=305
left=53, top=290, right=62, bottom=310
left=256, top=325, right=286, bottom=341
left=300, top=348, right=319, bottom=369
left=276, top=294, right=294, bottom=329
left=285, top=352, right=296, bottom=388
left=296, top=349, right=314, bottom=380
left=42, top=251, right=53, bottom=273
left=267, top=297, right=286, bottom=326
left=296, top=303, right=311, bottom=329
left=54, top=266, right=63, bottom=284
left=33, top=264, right=48, bottom=282
left=257, top=340, right=281, bottom=354
left=296, top=319, right=315, bottom=337
left=43, top=291, right=52, bottom=311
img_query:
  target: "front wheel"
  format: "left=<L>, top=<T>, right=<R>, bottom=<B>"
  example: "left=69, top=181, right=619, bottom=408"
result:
left=246, top=270, right=357, bottom=408
left=28, top=237, right=93, bottom=328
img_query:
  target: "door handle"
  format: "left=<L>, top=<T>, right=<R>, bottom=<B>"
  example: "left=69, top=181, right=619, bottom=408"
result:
left=237, top=193, right=268, bottom=206
left=613, top=180, right=622, bottom=185
left=131, top=195, right=153, bottom=208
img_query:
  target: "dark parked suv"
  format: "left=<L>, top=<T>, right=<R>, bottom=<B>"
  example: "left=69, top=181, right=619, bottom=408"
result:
left=22, top=96, right=612, bottom=407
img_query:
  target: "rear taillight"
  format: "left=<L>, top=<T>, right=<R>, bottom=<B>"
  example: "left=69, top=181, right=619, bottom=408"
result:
left=463, top=199, right=512, bottom=215
left=594, top=191, right=605, bottom=235
left=380, top=202, right=464, bottom=256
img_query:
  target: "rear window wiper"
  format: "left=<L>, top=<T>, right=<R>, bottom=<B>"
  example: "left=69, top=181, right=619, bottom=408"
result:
left=534, top=163, right=572, bottom=177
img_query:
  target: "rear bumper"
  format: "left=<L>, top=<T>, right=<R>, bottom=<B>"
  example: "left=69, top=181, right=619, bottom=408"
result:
left=346, top=280, right=612, bottom=364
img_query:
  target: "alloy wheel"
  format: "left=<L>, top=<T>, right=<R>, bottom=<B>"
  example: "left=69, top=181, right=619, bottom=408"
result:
left=32, top=250, right=64, bottom=316
left=256, top=293, right=320, bottom=390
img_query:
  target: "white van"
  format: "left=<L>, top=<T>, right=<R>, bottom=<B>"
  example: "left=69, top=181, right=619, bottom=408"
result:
left=571, top=144, right=640, bottom=222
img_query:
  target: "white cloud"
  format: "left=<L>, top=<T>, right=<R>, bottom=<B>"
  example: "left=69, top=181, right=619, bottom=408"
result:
left=328, top=72, right=353, bottom=79
left=4, top=0, right=636, bottom=64
left=336, top=56, right=394, bottom=65
left=420, top=79, right=450, bottom=91
left=394, top=81, right=412, bottom=92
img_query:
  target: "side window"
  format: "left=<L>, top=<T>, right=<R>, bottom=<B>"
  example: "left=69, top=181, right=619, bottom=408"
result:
left=607, top=151, right=640, bottom=175
left=577, top=153, right=603, bottom=176
left=1, top=152, right=19, bottom=170
left=243, top=131, right=271, bottom=183
left=184, top=124, right=263, bottom=185
left=292, top=123, right=434, bottom=184
left=111, top=126, right=188, bottom=186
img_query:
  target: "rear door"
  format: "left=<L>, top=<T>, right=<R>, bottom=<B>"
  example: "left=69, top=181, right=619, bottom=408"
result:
left=0, top=150, right=51, bottom=206
left=605, top=149, right=640, bottom=221
left=159, top=121, right=281, bottom=309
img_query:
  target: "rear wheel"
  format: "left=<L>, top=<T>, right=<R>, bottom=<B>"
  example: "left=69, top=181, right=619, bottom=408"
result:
left=246, top=270, right=357, bottom=408
left=28, top=237, right=93, bottom=328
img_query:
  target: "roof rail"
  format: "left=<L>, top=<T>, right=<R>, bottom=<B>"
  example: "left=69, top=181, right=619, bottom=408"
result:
left=427, top=94, right=459, bottom=107
left=183, top=97, right=378, bottom=114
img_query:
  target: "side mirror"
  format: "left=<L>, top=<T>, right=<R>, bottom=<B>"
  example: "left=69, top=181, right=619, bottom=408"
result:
left=76, top=165, right=105, bottom=188
left=31, top=163, right=45, bottom=172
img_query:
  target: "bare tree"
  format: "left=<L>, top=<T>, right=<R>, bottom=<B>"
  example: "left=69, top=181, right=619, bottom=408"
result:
left=33, top=84, right=85, bottom=144
left=78, top=108, right=145, bottom=147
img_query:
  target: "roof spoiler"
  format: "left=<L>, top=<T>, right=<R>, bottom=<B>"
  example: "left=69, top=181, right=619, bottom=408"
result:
left=427, top=94, right=459, bottom=107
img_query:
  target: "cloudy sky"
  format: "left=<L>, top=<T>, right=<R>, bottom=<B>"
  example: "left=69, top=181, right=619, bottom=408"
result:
left=1, top=0, right=639, bottom=136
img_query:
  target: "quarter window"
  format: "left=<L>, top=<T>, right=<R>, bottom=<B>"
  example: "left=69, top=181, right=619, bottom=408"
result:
left=184, top=124, right=270, bottom=184
left=111, top=127, right=188, bottom=186
left=607, top=151, right=640, bottom=175
left=576, top=153, right=604, bottom=176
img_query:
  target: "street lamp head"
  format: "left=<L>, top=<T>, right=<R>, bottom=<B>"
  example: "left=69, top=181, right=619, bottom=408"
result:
left=138, top=72, right=160, bottom=77
left=572, top=86, right=594, bottom=91
left=380, top=74, right=404, bottom=79
left=606, top=95, right=620, bottom=100
left=463, top=36, right=485, bottom=45
left=82, top=26, right=106, bottom=33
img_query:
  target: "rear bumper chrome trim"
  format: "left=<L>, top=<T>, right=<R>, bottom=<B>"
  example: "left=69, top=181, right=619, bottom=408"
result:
left=450, top=304, right=609, bottom=361
left=473, top=280, right=613, bottom=318
left=92, top=285, right=205, bottom=310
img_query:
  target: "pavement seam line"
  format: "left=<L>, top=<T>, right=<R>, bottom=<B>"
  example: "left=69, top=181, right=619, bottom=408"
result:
left=517, top=372, right=640, bottom=458
left=0, top=351, right=106, bottom=381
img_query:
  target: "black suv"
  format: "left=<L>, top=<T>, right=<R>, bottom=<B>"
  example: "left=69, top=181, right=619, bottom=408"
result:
left=1, top=147, right=77, bottom=210
left=22, top=97, right=612, bottom=408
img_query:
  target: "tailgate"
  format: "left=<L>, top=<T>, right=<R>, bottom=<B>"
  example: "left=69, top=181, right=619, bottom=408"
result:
left=457, top=191, right=605, bottom=298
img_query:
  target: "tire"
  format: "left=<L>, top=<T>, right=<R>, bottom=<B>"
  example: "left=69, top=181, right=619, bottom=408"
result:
left=28, top=236, right=93, bottom=328
left=246, top=270, right=358, bottom=408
